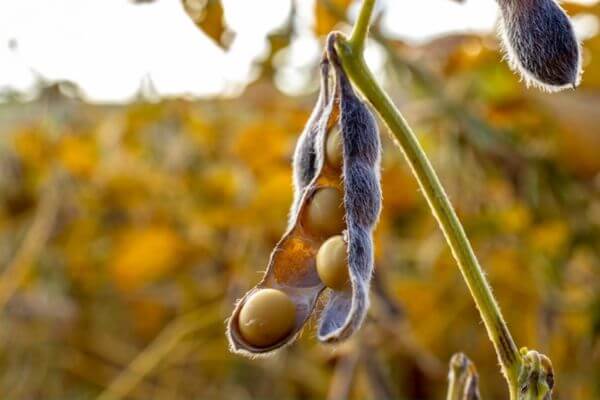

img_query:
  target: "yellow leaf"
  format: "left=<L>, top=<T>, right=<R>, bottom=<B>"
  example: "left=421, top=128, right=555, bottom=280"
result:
left=498, top=203, right=531, bottom=234
left=314, top=0, right=352, bottom=36
left=231, top=120, right=293, bottom=175
left=529, top=221, right=569, bottom=255
left=250, top=167, right=292, bottom=230
left=182, top=0, right=234, bottom=49
left=381, top=163, right=418, bottom=215
left=57, top=135, right=98, bottom=178
left=12, top=128, right=53, bottom=169
left=202, top=163, right=246, bottom=203
left=110, top=226, right=182, bottom=291
left=128, top=297, right=168, bottom=338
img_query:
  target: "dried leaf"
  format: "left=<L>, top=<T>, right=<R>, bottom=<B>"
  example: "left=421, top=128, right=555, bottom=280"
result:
left=182, top=0, right=234, bottom=50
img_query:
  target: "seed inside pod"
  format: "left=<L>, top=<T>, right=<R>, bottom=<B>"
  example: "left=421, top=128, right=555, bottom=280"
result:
left=304, top=187, right=345, bottom=237
left=238, top=289, right=296, bottom=348
left=316, top=235, right=349, bottom=291
left=326, top=126, right=343, bottom=169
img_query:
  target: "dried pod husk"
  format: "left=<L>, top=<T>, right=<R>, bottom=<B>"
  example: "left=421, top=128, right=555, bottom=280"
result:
left=497, top=0, right=581, bottom=91
left=317, top=35, right=381, bottom=343
left=447, top=353, right=481, bottom=400
left=227, top=33, right=381, bottom=356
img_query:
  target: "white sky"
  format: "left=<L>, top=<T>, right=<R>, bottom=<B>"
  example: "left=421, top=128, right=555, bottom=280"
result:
left=0, top=0, right=593, bottom=103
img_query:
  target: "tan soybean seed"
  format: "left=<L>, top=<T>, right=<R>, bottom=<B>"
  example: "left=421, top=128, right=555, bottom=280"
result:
left=238, top=289, right=296, bottom=348
left=325, top=126, right=343, bottom=169
left=316, top=235, right=349, bottom=290
left=304, top=187, right=345, bottom=237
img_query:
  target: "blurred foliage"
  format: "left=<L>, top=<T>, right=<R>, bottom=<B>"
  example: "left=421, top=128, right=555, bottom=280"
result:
left=314, top=0, right=353, bottom=36
left=182, top=0, right=234, bottom=49
left=0, top=1, right=599, bottom=399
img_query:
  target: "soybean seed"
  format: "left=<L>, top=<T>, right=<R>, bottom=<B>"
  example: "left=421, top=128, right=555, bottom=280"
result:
left=316, top=235, right=349, bottom=290
left=238, top=288, right=296, bottom=348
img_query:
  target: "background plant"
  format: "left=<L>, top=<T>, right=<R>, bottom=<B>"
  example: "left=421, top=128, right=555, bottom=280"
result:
left=0, top=1, right=598, bottom=399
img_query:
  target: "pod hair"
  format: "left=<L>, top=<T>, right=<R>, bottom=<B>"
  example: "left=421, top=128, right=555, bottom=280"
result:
left=290, top=61, right=330, bottom=218
left=317, top=34, right=381, bottom=342
left=226, top=33, right=382, bottom=356
left=497, top=0, right=582, bottom=91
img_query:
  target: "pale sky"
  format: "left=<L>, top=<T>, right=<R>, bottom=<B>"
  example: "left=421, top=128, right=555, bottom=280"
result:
left=0, top=0, right=594, bottom=103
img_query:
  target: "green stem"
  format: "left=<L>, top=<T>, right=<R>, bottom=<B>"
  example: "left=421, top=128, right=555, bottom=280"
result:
left=336, top=1, right=522, bottom=398
left=348, top=0, right=375, bottom=52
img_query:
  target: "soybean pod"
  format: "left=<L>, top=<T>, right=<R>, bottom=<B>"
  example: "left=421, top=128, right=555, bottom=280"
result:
left=227, top=33, right=381, bottom=356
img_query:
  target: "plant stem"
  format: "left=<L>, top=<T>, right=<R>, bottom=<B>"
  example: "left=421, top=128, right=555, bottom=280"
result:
left=0, top=177, right=60, bottom=313
left=348, top=0, right=375, bottom=51
left=335, top=1, right=522, bottom=397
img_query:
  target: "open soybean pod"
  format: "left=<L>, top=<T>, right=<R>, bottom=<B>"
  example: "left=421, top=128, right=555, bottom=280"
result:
left=226, top=59, right=333, bottom=357
left=227, top=33, right=381, bottom=356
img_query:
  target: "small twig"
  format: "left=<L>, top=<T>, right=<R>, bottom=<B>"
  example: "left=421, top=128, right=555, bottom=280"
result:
left=0, top=179, right=60, bottom=313
left=327, top=349, right=360, bottom=400
left=362, top=345, right=397, bottom=400
left=96, top=307, right=219, bottom=400
left=447, top=353, right=481, bottom=400
left=371, top=270, right=445, bottom=378
left=61, top=348, right=174, bottom=400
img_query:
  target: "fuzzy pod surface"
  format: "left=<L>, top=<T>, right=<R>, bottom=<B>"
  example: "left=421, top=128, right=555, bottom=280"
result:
left=317, top=36, right=381, bottom=342
left=226, top=33, right=382, bottom=356
left=497, top=0, right=581, bottom=91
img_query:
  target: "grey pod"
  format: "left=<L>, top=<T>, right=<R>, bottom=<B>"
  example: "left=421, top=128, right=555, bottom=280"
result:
left=317, top=35, right=381, bottom=342
left=290, top=62, right=330, bottom=219
left=227, top=59, right=332, bottom=357
left=497, top=0, right=581, bottom=91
